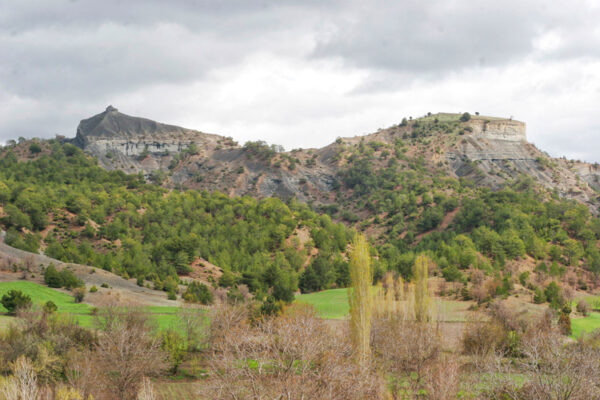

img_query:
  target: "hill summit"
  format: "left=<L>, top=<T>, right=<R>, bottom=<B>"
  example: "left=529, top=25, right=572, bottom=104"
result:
left=70, top=108, right=600, bottom=211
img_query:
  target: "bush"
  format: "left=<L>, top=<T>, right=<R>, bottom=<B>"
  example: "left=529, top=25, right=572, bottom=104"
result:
left=218, top=270, right=236, bottom=288
left=558, top=312, right=572, bottom=335
left=73, top=287, right=85, bottom=303
left=545, top=281, right=563, bottom=309
left=518, top=271, right=530, bottom=286
left=29, top=143, right=42, bottom=154
left=44, top=263, right=63, bottom=288
left=167, top=291, right=177, bottom=300
left=1, top=290, right=32, bottom=314
left=577, top=299, right=591, bottom=316
left=44, top=264, right=84, bottom=289
left=100, top=283, right=109, bottom=288
left=460, top=112, right=471, bottom=122
left=533, top=287, right=546, bottom=304
left=43, top=300, right=58, bottom=314
left=183, top=282, right=214, bottom=305
left=89, top=285, right=98, bottom=293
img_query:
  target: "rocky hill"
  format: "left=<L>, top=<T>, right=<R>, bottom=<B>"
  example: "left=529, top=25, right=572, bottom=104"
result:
left=72, top=108, right=600, bottom=212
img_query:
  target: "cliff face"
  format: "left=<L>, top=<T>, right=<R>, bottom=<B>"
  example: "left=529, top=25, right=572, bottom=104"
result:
left=71, top=108, right=600, bottom=211
left=73, top=106, right=226, bottom=175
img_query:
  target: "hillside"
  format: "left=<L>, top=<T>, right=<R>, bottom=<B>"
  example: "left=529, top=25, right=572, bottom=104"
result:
left=1, top=115, right=600, bottom=310
left=71, top=108, right=600, bottom=211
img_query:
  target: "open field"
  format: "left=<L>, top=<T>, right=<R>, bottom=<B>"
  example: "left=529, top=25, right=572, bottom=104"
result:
left=0, top=281, right=193, bottom=332
left=295, top=288, right=350, bottom=319
left=0, top=280, right=91, bottom=314
left=572, top=312, right=600, bottom=338
left=295, top=287, right=475, bottom=322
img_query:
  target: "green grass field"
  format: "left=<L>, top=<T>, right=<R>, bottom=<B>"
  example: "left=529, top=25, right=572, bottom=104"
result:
left=0, top=281, right=92, bottom=314
left=295, top=288, right=350, bottom=319
left=295, top=287, right=473, bottom=321
left=572, top=312, right=600, bottom=338
left=0, top=281, right=193, bottom=332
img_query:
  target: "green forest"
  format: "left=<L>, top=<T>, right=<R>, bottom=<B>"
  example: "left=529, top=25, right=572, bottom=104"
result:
left=1, top=138, right=600, bottom=310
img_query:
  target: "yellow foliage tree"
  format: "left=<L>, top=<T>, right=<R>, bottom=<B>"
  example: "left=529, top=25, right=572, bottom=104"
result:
left=348, top=234, right=373, bottom=366
left=413, top=254, right=432, bottom=323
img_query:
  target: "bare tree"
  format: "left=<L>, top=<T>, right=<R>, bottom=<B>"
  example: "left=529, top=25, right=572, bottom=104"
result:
left=177, top=305, right=208, bottom=351
left=205, top=303, right=386, bottom=399
left=65, top=350, right=103, bottom=399
left=94, top=309, right=166, bottom=400
left=483, top=323, right=600, bottom=399
left=136, top=378, right=156, bottom=400
left=3, top=356, right=38, bottom=400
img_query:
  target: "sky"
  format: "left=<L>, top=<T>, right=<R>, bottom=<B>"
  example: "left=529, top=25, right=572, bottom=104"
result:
left=1, top=0, right=599, bottom=162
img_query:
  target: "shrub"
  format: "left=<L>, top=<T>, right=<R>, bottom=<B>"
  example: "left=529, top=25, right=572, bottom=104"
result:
left=167, top=291, right=177, bottom=300
left=100, top=283, right=109, bottom=288
left=73, top=288, right=85, bottom=303
left=460, top=112, right=471, bottom=122
left=533, top=287, right=546, bottom=304
left=218, top=270, right=236, bottom=288
left=545, top=281, right=563, bottom=309
left=161, top=329, right=187, bottom=374
left=89, top=285, right=98, bottom=293
left=518, top=271, right=530, bottom=286
left=44, top=263, right=63, bottom=288
left=558, top=312, right=572, bottom=335
left=44, top=264, right=84, bottom=289
left=1, top=290, right=32, bottom=314
left=43, top=300, right=58, bottom=314
left=29, top=143, right=42, bottom=154
left=183, top=282, right=214, bottom=305
left=577, top=299, right=591, bottom=316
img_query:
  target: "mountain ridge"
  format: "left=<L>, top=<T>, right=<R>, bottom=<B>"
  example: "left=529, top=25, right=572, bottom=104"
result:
left=70, top=107, right=600, bottom=212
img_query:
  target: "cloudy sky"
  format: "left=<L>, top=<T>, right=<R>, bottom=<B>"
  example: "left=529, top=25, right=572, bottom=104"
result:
left=1, top=0, right=599, bottom=162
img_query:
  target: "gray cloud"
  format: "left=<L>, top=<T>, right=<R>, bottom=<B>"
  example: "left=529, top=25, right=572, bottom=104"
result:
left=0, top=0, right=598, bottom=162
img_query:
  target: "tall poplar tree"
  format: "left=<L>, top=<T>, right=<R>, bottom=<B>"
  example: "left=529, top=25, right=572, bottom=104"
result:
left=349, top=234, right=373, bottom=366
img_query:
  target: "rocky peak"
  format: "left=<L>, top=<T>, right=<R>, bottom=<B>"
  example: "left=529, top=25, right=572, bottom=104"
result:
left=72, top=107, right=228, bottom=175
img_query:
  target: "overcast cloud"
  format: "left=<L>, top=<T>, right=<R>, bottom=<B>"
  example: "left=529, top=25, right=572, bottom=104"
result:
left=1, top=0, right=599, bottom=162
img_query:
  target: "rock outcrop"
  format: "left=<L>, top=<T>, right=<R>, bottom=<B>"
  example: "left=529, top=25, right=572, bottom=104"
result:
left=71, top=108, right=600, bottom=211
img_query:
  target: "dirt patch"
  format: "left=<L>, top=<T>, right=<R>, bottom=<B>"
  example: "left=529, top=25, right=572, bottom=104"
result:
left=185, top=258, right=223, bottom=284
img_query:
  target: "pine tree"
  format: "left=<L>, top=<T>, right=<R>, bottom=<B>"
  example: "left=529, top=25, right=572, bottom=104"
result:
left=348, top=234, right=373, bottom=366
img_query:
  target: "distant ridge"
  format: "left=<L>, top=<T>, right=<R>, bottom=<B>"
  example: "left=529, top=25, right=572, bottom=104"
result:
left=74, top=105, right=201, bottom=148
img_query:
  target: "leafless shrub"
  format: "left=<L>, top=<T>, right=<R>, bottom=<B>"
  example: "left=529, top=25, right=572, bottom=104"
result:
left=488, top=301, right=529, bottom=334
left=483, top=320, right=600, bottom=400
left=212, top=287, right=228, bottom=304
left=517, top=332, right=600, bottom=399
left=372, top=317, right=439, bottom=377
left=236, top=284, right=252, bottom=302
left=577, top=299, right=591, bottom=316
left=423, top=354, right=461, bottom=400
left=136, top=378, right=155, bottom=400
left=371, top=316, right=451, bottom=398
left=462, top=301, right=531, bottom=367
left=462, top=317, right=506, bottom=361
left=566, top=271, right=578, bottom=287
left=205, top=303, right=386, bottom=399
left=65, top=350, right=102, bottom=399
left=4, top=356, right=38, bottom=400
left=94, top=308, right=166, bottom=400
left=0, top=256, right=17, bottom=272
left=23, top=256, right=35, bottom=272
left=471, top=269, right=485, bottom=286
left=471, top=280, right=490, bottom=304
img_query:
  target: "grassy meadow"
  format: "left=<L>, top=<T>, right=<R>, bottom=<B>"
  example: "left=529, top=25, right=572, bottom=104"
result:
left=295, top=288, right=350, bottom=319
left=0, top=281, right=191, bottom=332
